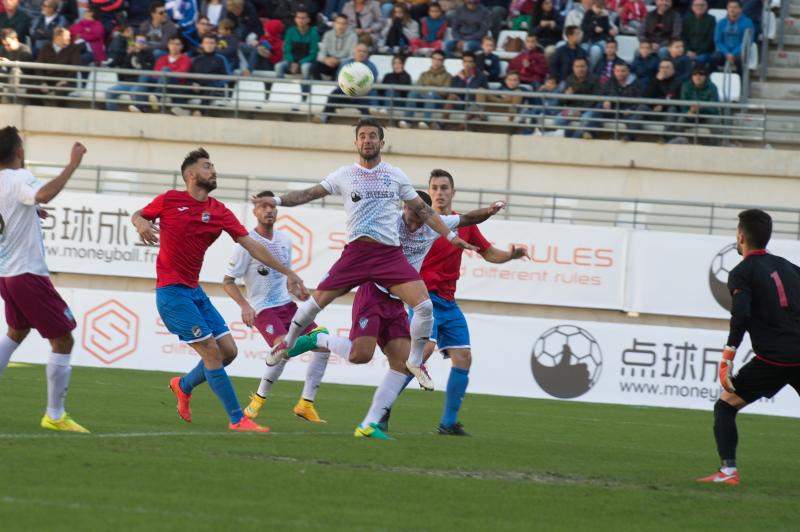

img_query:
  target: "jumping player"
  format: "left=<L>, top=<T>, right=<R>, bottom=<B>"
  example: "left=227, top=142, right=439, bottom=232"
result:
left=698, top=209, right=800, bottom=486
left=0, top=127, right=89, bottom=433
left=416, top=169, right=527, bottom=436
left=289, top=191, right=506, bottom=438
left=131, top=148, right=308, bottom=433
left=223, top=190, right=330, bottom=424
left=253, top=118, right=477, bottom=391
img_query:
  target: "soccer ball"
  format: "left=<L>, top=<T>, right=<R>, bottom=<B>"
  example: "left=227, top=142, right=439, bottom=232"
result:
left=530, top=325, right=602, bottom=399
left=338, top=62, right=374, bottom=97
left=709, top=243, right=741, bottom=310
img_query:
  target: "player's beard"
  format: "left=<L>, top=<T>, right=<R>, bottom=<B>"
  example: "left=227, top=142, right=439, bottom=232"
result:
left=197, top=176, right=217, bottom=192
left=358, top=145, right=380, bottom=163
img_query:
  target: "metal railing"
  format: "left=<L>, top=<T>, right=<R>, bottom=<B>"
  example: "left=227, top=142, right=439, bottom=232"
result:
left=3, top=61, right=800, bottom=145
left=26, top=160, right=800, bottom=239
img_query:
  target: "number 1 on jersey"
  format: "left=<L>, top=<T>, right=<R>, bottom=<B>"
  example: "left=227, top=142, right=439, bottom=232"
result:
left=770, top=271, right=789, bottom=308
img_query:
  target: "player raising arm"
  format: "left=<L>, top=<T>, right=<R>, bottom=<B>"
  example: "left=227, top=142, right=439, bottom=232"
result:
left=223, top=191, right=330, bottom=424
left=252, top=118, right=477, bottom=391
left=698, top=209, right=800, bottom=486
left=131, top=148, right=308, bottom=433
left=0, top=127, right=89, bottom=433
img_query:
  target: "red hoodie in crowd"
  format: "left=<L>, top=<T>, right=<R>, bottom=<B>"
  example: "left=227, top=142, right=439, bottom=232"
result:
left=260, top=19, right=285, bottom=64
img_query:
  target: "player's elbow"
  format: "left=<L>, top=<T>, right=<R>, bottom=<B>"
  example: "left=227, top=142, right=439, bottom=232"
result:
left=34, top=190, right=53, bottom=205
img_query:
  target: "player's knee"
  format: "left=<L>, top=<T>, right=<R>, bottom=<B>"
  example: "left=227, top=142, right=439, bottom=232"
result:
left=7, top=328, right=29, bottom=344
left=714, top=398, right=738, bottom=417
left=348, top=347, right=373, bottom=364
left=451, top=349, right=472, bottom=369
left=50, top=334, right=74, bottom=354
left=413, top=299, right=433, bottom=319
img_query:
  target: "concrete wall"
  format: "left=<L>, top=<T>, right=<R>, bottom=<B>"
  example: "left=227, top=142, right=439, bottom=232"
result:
left=4, top=104, right=794, bottom=331
left=4, top=105, right=799, bottom=207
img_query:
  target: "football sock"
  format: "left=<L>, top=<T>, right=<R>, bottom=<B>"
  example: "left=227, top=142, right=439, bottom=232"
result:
left=362, top=369, right=407, bottom=427
left=713, top=399, right=738, bottom=468
left=316, top=333, right=353, bottom=358
left=257, top=358, right=287, bottom=397
left=441, top=367, right=469, bottom=428
left=180, top=360, right=207, bottom=394
left=46, top=353, right=71, bottom=421
left=408, top=299, right=433, bottom=367
left=204, top=366, right=244, bottom=424
left=283, top=297, right=322, bottom=349
left=302, top=351, right=329, bottom=401
left=0, top=335, right=20, bottom=378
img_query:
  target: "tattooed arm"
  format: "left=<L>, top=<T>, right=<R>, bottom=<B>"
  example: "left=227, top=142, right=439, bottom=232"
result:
left=404, top=196, right=479, bottom=252
left=251, top=185, right=330, bottom=208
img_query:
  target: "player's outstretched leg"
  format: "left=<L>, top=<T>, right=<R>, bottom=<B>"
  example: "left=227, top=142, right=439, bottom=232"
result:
left=288, top=326, right=329, bottom=358
left=697, top=398, right=741, bottom=485
left=354, top=370, right=404, bottom=441
left=245, top=359, right=287, bottom=419
left=293, top=351, right=329, bottom=423
left=40, top=335, right=89, bottom=434
left=268, top=297, right=323, bottom=365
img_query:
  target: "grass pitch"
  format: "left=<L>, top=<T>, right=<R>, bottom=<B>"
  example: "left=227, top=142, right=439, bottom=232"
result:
left=1, top=364, right=798, bottom=531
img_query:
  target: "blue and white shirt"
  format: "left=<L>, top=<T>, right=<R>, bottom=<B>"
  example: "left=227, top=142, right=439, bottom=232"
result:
left=398, top=213, right=460, bottom=272
left=320, top=161, right=418, bottom=246
left=226, top=229, right=292, bottom=313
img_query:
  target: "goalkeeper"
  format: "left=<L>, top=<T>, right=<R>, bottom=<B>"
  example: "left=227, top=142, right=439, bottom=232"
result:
left=698, top=209, right=800, bottom=486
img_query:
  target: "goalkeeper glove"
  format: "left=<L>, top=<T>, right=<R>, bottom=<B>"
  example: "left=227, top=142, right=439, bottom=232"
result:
left=719, top=346, right=736, bottom=393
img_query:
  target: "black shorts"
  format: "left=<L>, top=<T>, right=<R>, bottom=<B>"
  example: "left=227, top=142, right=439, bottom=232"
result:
left=731, top=357, right=800, bottom=404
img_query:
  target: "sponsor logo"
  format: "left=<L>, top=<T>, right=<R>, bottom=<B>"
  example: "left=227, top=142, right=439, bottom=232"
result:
left=275, top=215, right=313, bottom=272
left=351, top=191, right=362, bottom=202
left=257, top=265, right=269, bottom=276
left=709, top=243, right=740, bottom=311
left=531, top=324, right=602, bottom=399
left=265, top=324, right=274, bottom=335
left=64, top=307, right=75, bottom=323
left=359, top=317, right=369, bottom=330
left=81, top=300, right=139, bottom=365
left=201, top=212, right=211, bottom=223
left=192, top=325, right=202, bottom=338
left=178, top=207, right=189, bottom=212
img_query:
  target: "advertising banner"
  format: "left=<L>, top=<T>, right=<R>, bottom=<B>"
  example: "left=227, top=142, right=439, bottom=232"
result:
left=9, top=288, right=799, bottom=419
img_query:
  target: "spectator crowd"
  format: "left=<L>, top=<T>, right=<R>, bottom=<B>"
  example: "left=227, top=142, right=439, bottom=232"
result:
left=0, top=0, right=761, bottom=137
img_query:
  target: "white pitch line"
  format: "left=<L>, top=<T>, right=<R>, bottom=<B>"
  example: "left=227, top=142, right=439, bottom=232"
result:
left=0, top=430, right=429, bottom=440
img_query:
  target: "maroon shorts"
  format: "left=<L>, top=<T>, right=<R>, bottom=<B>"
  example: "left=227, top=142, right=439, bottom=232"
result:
left=0, top=274, right=76, bottom=339
left=254, top=301, right=318, bottom=347
left=317, top=240, right=421, bottom=292
left=349, top=283, right=410, bottom=349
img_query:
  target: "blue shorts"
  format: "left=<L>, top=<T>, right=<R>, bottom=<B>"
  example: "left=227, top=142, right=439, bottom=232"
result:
left=410, top=292, right=470, bottom=357
left=156, top=284, right=229, bottom=343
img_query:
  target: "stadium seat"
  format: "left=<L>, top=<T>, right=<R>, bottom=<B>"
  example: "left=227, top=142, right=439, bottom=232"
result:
left=616, top=35, right=639, bottom=64
left=710, top=71, right=741, bottom=102
left=230, top=79, right=268, bottom=111
left=266, top=82, right=303, bottom=111
left=499, top=60, right=508, bottom=77
left=765, top=10, right=777, bottom=40
left=309, top=83, right=336, bottom=113
left=370, top=55, right=393, bottom=81
left=496, top=30, right=528, bottom=60
left=748, top=41, right=758, bottom=70
left=405, top=56, right=432, bottom=83
left=444, top=58, right=463, bottom=76
left=709, top=8, right=726, bottom=21
left=70, top=70, right=118, bottom=101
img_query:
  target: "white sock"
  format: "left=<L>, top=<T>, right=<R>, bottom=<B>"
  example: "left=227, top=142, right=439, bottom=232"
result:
left=284, top=297, right=322, bottom=349
left=316, top=333, right=352, bottom=358
left=302, top=351, right=329, bottom=401
left=408, top=299, right=433, bottom=366
left=46, top=353, right=72, bottom=420
left=361, top=369, right=408, bottom=427
left=0, top=335, right=20, bottom=378
left=721, top=466, right=737, bottom=475
left=257, top=358, right=287, bottom=397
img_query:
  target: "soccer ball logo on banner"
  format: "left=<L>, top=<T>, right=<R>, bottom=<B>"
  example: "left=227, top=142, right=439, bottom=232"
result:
left=531, top=325, right=602, bottom=399
left=709, top=243, right=741, bottom=311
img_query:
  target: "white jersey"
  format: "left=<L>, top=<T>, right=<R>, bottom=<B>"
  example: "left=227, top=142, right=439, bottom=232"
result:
left=320, top=161, right=418, bottom=246
left=398, top=213, right=460, bottom=272
left=0, top=168, right=48, bottom=277
left=226, top=229, right=292, bottom=313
